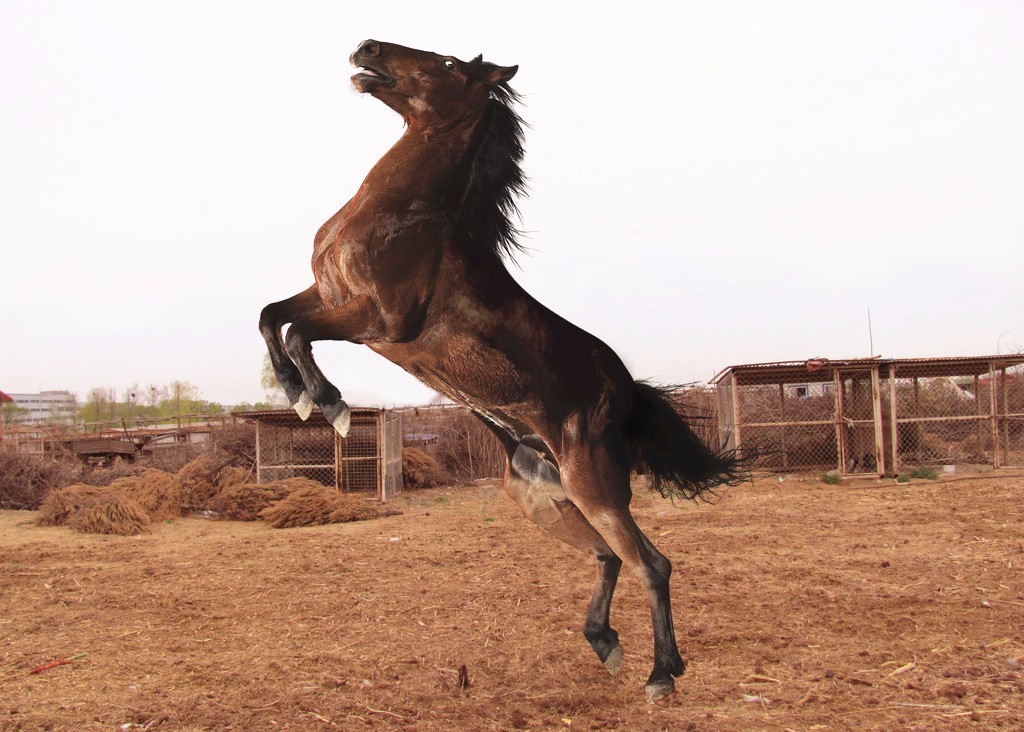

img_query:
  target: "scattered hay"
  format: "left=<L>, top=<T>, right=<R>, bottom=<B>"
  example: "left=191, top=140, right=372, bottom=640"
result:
left=402, top=447, right=446, bottom=488
left=67, top=492, right=150, bottom=535
left=37, top=484, right=105, bottom=526
left=210, top=481, right=296, bottom=522
left=259, top=486, right=388, bottom=529
left=178, top=452, right=236, bottom=509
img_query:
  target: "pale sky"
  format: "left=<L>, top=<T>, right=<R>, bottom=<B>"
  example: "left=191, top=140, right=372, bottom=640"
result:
left=3, top=1, right=1022, bottom=407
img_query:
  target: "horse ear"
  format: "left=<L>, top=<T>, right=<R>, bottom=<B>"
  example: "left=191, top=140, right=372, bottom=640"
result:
left=480, top=60, right=518, bottom=86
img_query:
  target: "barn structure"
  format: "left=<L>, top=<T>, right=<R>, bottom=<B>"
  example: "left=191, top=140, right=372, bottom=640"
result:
left=235, top=408, right=403, bottom=502
left=713, top=354, right=1024, bottom=477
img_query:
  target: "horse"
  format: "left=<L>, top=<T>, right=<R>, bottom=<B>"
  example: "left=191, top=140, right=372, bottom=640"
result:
left=259, top=39, right=742, bottom=702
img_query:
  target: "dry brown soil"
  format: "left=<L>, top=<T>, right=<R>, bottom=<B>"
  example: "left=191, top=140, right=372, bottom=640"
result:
left=2, top=474, right=1023, bottom=731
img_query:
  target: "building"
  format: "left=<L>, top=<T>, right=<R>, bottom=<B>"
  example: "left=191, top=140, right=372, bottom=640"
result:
left=0, top=390, right=13, bottom=440
left=3, top=390, right=77, bottom=426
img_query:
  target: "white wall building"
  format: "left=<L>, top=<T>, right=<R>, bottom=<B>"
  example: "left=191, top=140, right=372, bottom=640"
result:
left=5, top=390, right=77, bottom=425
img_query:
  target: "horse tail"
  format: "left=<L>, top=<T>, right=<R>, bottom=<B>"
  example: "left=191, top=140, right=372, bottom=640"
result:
left=624, top=381, right=745, bottom=501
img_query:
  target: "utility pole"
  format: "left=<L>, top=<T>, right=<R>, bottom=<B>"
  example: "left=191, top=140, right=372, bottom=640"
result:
left=868, top=307, right=875, bottom=356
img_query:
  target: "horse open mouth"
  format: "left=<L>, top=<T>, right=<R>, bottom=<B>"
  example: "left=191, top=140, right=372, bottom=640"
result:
left=351, top=65, right=394, bottom=92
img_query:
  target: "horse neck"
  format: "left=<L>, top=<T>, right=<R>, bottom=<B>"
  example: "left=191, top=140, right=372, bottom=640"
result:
left=366, top=111, right=486, bottom=204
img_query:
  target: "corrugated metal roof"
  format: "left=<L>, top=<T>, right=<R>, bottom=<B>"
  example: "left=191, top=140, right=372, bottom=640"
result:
left=711, top=354, right=1024, bottom=386
left=232, top=406, right=381, bottom=427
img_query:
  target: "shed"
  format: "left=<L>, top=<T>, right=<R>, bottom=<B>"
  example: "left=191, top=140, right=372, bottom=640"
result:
left=712, top=355, right=1024, bottom=477
left=235, top=408, right=403, bottom=502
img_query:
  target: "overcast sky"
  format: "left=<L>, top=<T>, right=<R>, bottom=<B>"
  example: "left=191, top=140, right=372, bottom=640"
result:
left=3, top=1, right=1022, bottom=407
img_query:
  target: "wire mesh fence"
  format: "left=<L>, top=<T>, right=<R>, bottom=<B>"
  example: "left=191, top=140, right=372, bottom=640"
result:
left=249, top=409, right=403, bottom=499
left=717, top=357, right=1024, bottom=476
left=399, top=404, right=506, bottom=481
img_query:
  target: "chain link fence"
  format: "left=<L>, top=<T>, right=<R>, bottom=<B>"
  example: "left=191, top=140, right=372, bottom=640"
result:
left=245, top=408, right=402, bottom=500
left=400, top=404, right=505, bottom=481
left=716, top=356, right=1024, bottom=476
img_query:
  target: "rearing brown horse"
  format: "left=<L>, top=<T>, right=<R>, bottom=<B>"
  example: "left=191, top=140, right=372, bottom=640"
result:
left=259, top=39, right=741, bottom=702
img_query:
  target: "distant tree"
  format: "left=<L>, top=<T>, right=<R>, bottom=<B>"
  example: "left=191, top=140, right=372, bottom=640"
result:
left=161, top=381, right=205, bottom=416
left=1, top=403, right=28, bottom=426
left=77, top=381, right=227, bottom=425
left=82, top=387, right=118, bottom=424
left=233, top=400, right=278, bottom=412
left=260, top=353, right=288, bottom=406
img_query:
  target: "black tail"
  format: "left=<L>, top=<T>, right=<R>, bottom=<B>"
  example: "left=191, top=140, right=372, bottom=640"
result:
left=624, top=381, right=746, bottom=501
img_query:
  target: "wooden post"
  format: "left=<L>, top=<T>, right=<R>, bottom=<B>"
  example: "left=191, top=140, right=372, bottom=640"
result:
left=376, top=412, right=385, bottom=503
left=778, top=382, right=789, bottom=470
left=990, top=361, right=1000, bottom=469
left=834, top=369, right=844, bottom=474
left=889, top=365, right=899, bottom=476
left=975, top=373, right=983, bottom=462
left=730, top=372, right=742, bottom=455
left=255, top=421, right=263, bottom=484
left=335, top=428, right=344, bottom=491
left=1001, top=367, right=1010, bottom=467
left=871, top=366, right=885, bottom=477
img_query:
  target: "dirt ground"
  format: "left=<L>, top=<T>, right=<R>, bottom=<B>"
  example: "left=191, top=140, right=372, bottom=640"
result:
left=1, top=473, right=1022, bottom=731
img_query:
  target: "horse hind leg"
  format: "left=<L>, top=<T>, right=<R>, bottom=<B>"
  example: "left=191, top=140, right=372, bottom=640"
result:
left=558, top=435, right=685, bottom=702
left=505, top=442, right=625, bottom=675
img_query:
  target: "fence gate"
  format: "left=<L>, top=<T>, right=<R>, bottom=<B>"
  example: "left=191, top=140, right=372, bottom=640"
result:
left=836, top=369, right=884, bottom=475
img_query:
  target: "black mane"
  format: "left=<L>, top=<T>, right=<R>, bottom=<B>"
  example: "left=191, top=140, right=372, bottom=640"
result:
left=457, top=83, right=528, bottom=261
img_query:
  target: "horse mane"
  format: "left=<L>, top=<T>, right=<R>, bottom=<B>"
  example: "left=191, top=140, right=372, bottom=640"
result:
left=457, top=82, right=528, bottom=261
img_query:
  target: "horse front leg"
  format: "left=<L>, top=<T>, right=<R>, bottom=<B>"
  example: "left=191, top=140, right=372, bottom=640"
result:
left=284, top=295, right=381, bottom=437
left=259, top=285, right=326, bottom=419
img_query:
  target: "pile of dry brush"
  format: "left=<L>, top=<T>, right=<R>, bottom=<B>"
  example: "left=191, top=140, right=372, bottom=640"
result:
left=35, top=452, right=404, bottom=536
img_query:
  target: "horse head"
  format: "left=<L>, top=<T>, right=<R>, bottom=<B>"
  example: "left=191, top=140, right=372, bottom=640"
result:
left=350, top=40, right=517, bottom=126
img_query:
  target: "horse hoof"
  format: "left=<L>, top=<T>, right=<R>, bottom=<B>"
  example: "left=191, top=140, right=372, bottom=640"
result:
left=292, top=391, right=314, bottom=421
left=603, top=644, right=624, bottom=676
left=325, top=401, right=351, bottom=437
left=645, top=677, right=675, bottom=704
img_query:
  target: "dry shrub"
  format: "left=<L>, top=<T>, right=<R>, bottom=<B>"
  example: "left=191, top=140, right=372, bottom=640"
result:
left=259, top=486, right=387, bottom=529
left=37, top=484, right=106, bottom=526
left=143, top=447, right=200, bottom=474
left=402, top=447, right=445, bottom=488
left=123, top=469, right=183, bottom=520
left=210, top=482, right=295, bottom=521
left=210, top=422, right=256, bottom=466
left=178, top=451, right=236, bottom=509
left=81, top=458, right=145, bottom=487
left=67, top=492, right=150, bottom=535
left=216, top=466, right=251, bottom=490
left=0, top=453, right=81, bottom=510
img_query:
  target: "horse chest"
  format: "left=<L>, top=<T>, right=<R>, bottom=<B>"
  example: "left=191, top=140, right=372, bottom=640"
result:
left=312, top=206, right=446, bottom=310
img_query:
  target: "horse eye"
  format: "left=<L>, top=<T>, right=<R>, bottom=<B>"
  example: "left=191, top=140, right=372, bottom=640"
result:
left=442, top=59, right=457, bottom=72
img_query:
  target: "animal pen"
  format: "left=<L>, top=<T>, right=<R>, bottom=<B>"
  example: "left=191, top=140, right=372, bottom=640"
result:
left=235, top=408, right=403, bottom=501
left=713, top=355, right=1024, bottom=477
